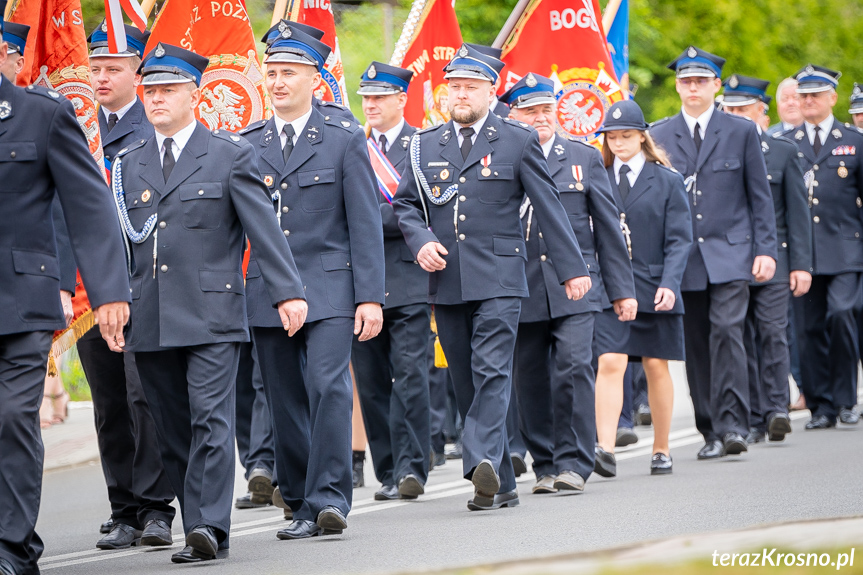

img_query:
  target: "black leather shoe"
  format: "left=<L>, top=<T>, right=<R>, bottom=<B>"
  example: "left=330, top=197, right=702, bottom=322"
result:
left=723, top=432, right=748, bottom=455
left=767, top=412, right=792, bottom=442
left=317, top=506, right=348, bottom=531
left=236, top=492, right=271, bottom=509
left=635, top=404, right=652, bottom=426
left=99, top=518, right=113, bottom=534
left=0, top=557, right=17, bottom=575
left=430, top=450, right=446, bottom=469
left=467, top=489, right=519, bottom=511
left=96, top=523, right=142, bottom=550
left=650, top=453, right=673, bottom=475
left=471, top=460, right=500, bottom=508
left=839, top=408, right=860, bottom=425
left=593, top=446, right=617, bottom=478
left=171, top=546, right=229, bottom=563
left=247, top=467, right=274, bottom=505
left=615, top=427, right=638, bottom=447
left=374, top=485, right=399, bottom=501
left=696, top=440, right=725, bottom=459
left=140, top=518, right=172, bottom=546
left=553, top=470, right=585, bottom=491
left=277, top=520, right=322, bottom=540
left=398, top=474, right=424, bottom=499
left=805, top=414, right=836, bottom=430
left=511, top=453, right=528, bottom=477
left=745, top=427, right=766, bottom=445
left=444, top=441, right=463, bottom=459
left=187, top=526, right=217, bottom=560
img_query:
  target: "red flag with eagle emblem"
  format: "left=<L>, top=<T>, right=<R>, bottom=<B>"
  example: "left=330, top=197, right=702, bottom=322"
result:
left=144, top=0, right=267, bottom=131
left=499, top=0, right=624, bottom=147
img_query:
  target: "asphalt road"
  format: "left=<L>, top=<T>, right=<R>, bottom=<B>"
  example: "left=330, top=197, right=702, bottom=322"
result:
left=36, top=365, right=863, bottom=574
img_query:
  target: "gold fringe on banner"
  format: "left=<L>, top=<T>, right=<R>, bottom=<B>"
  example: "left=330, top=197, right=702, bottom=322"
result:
left=47, top=310, right=95, bottom=376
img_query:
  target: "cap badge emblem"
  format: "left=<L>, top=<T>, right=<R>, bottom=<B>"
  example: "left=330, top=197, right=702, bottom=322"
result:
left=525, top=73, right=537, bottom=88
left=729, top=75, right=739, bottom=88
left=612, top=107, right=622, bottom=119
left=279, top=21, right=292, bottom=38
left=805, top=64, right=815, bottom=76
left=458, top=45, right=468, bottom=58
left=101, top=21, right=108, bottom=32
left=368, top=64, right=377, bottom=79
left=687, top=46, right=697, bottom=58
left=155, top=44, right=166, bottom=58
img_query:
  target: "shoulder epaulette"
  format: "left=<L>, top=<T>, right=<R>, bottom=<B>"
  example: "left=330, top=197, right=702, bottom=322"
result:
left=211, top=129, right=245, bottom=146
left=25, top=85, right=63, bottom=103
left=649, top=116, right=671, bottom=128
left=654, top=161, right=679, bottom=174
left=503, top=117, right=532, bottom=131
left=116, top=138, right=148, bottom=158
left=239, top=119, right=267, bottom=134
left=324, top=116, right=358, bottom=131
left=416, top=123, right=445, bottom=135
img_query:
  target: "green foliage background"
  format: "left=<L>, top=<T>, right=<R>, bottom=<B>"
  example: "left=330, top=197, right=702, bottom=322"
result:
left=77, top=0, right=863, bottom=124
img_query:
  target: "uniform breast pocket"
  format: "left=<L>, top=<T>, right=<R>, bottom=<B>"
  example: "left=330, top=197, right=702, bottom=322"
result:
left=299, top=168, right=337, bottom=212
left=124, top=189, right=156, bottom=229
left=179, top=183, right=223, bottom=230
left=826, top=155, right=858, bottom=173
left=557, top=179, right=587, bottom=214
left=492, top=235, right=527, bottom=289
left=478, top=164, right=514, bottom=205
left=712, top=157, right=742, bottom=188
left=0, top=142, right=38, bottom=192
left=321, top=251, right=355, bottom=311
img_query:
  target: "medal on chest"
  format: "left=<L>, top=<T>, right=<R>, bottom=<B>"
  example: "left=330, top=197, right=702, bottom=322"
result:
left=572, top=165, right=584, bottom=190
left=481, top=154, right=492, bottom=177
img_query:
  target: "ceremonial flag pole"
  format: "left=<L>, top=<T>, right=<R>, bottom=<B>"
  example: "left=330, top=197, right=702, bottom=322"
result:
left=492, top=0, right=529, bottom=48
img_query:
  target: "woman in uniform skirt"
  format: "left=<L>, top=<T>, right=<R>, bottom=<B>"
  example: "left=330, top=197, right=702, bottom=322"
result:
left=593, top=100, right=693, bottom=476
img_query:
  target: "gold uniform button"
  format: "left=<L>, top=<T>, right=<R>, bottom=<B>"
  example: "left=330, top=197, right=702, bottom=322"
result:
left=813, top=216, right=820, bottom=223
left=459, top=234, right=465, bottom=241
left=459, top=177, right=466, bottom=183
left=812, top=198, right=819, bottom=205
left=161, top=265, right=168, bottom=272
left=159, top=221, right=166, bottom=229
left=459, top=195, right=466, bottom=202
left=281, top=183, right=288, bottom=190
left=540, top=255, right=547, bottom=261
left=226, top=284, right=232, bottom=290
left=459, top=214, right=466, bottom=221
left=282, top=206, right=289, bottom=213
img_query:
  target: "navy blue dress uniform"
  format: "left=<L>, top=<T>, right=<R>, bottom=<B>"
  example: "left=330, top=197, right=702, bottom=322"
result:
left=595, top=100, right=692, bottom=361
left=650, top=46, right=777, bottom=457
left=241, top=24, right=385, bottom=536
left=393, top=45, right=588, bottom=510
left=0, top=10, right=131, bottom=574
left=500, top=75, right=635, bottom=491
left=789, top=65, right=863, bottom=429
left=721, top=74, right=811, bottom=442
left=350, top=62, right=432, bottom=499
left=75, top=23, right=178, bottom=549
left=261, top=20, right=357, bottom=123
left=114, top=44, right=305, bottom=562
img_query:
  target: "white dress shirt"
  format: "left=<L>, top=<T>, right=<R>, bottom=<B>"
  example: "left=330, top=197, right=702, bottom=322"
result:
left=805, top=114, right=834, bottom=147
left=155, top=120, right=197, bottom=167
left=613, top=151, right=646, bottom=186
left=454, top=111, right=490, bottom=146
left=101, top=98, right=137, bottom=123
left=274, top=106, right=313, bottom=149
left=681, top=105, right=714, bottom=139
left=371, top=118, right=405, bottom=153
left=541, top=135, right=555, bottom=159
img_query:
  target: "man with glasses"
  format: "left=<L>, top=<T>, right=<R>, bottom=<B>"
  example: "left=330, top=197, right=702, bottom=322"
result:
left=789, top=65, right=863, bottom=430
left=650, top=46, right=777, bottom=460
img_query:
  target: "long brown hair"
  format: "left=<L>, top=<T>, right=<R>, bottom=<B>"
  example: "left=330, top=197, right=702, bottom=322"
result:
left=601, top=129, right=671, bottom=168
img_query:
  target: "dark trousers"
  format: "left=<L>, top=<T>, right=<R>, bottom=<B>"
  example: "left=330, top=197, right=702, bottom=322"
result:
left=506, top=379, right=528, bottom=458
left=351, top=304, right=431, bottom=487
left=0, top=331, right=51, bottom=575
left=745, top=283, right=791, bottom=430
left=428, top=331, right=448, bottom=454
left=682, top=281, right=751, bottom=441
left=136, top=343, right=240, bottom=547
left=76, top=329, right=175, bottom=529
left=253, top=318, right=354, bottom=522
left=788, top=295, right=804, bottom=389
left=632, top=362, right=648, bottom=408
left=234, top=341, right=275, bottom=479
left=435, top=298, right=520, bottom=493
left=514, top=313, right=595, bottom=480
left=801, top=273, right=862, bottom=420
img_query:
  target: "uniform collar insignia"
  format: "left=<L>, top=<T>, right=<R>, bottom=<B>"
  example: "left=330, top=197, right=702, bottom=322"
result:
left=761, top=140, right=769, bottom=153
left=0, top=101, right=10, bottom=120
left=795, top=130, right=804, bottom=140
left=309, top=126, right=319, bottom=133
left=832, top=128, right=842, bottom=139
left=341, top=120, right=351, bottom=128
left=487, top=126, right=496, bottom=132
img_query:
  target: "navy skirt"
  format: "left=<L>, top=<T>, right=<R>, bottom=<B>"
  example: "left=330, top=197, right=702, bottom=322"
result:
left=593, top=309, right=685, bottom=361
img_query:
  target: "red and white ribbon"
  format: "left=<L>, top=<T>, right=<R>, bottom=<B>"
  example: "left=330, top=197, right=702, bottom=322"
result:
left=104, top=0, right=148, bottom=54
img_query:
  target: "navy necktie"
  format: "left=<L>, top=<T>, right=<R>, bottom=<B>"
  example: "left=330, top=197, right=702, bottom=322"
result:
left=618, top=165, right=631, bottom=203
left=162, top=138, right=175, bottom=182
left=460, top=127, right=474, bottom=160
